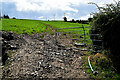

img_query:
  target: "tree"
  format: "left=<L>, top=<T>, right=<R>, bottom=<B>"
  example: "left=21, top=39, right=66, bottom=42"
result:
left=13, top=17, right=16, bottom=19
left=88, top=18, right=93, bottom=22
left=63, top=17, right=67, bottom=22
left=76, top=20, right=79, bottom=23
left=72, top=19, right=75, bottom=23
left=3, top=14, right=9, bottom=19
left=3, top=14, right=6, bottom=18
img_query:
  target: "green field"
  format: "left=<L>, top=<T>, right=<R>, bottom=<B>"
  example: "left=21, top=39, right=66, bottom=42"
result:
left=42, top=21, right=90, bottom=35
left=1, top=18, right=91, bottom=44
left=41, top=21, right=89, bottom=28
left=1, top=19, right=46, bottom=35
left=1, top=19, right=90, bottom=35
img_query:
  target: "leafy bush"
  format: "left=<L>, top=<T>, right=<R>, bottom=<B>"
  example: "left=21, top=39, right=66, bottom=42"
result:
left=90, top=1, right=120, bottom=73
left=63, top=17, right=67, bottom=22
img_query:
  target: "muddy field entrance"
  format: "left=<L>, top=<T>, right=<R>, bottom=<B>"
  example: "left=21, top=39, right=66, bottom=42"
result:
left=1, top=22, right=104, bottom=78
left=1, top=30, right=90, bottom=78
left=1, top=23, right=103, bottom=78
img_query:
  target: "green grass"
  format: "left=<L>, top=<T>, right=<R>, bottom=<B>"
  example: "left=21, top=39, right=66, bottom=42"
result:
left=42, top=21, right=90, bottom=34
left=1, top=19, right=46, bottom=35
left=1, top=19, right=91, bottom=41
left=1, top=19, right=90, bottom=35
left=41, top=21, right=89, bottom=28
left=1, top=18, right=92, bottom=47
left=41, top=21, right=91, bottom=44
left=82, top=53, right=120, bottom=79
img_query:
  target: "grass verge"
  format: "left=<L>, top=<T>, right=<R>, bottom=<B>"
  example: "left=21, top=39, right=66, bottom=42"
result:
left=82, top=52, right=120, bottom=79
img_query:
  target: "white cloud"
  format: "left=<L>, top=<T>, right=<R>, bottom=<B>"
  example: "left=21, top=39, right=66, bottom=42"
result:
left=2, top=0, right=114, bottom=12
left=2, top=0, right=115, bottom=20
left=4, top=0, right=79, bottom=12
left=38, top=16, right=44, bottom=19
left=80, top=14, right=92, bottom=20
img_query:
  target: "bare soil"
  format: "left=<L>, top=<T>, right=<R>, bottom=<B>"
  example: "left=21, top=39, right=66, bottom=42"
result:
left=1, top=25, right=90, bottom=79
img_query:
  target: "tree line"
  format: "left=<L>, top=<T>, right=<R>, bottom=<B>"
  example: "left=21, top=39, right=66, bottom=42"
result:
left=63, top=16, right=92, bottom=24
left=2, top=14, right=16, bottom=19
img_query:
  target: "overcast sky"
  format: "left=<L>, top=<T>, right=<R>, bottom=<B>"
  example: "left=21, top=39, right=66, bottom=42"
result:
left=1, top=0, right=114, bottom=20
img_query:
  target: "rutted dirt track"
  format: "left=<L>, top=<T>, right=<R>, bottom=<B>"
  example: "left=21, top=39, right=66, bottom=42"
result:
left=1, top=25, right=90, bottom=78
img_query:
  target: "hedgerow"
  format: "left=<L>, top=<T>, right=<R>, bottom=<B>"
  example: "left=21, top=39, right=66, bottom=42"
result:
left=90, top=1, right=120, bottom=73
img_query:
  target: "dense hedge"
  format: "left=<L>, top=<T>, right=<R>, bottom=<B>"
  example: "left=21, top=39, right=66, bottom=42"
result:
left=90, top=1, right=120, bottom=73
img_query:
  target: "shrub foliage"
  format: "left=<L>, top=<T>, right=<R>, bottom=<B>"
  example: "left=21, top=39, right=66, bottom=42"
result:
left=90, top=1, right=120, bottom=73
